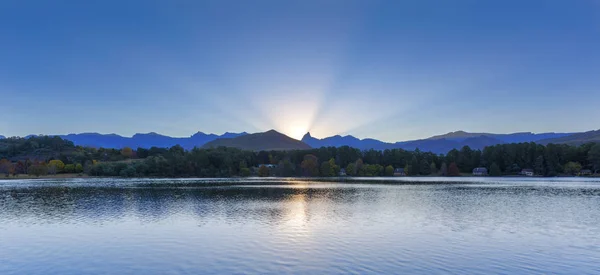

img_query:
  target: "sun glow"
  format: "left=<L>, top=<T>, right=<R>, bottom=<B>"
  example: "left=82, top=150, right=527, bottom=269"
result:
left=288, top=125, right=309, bottom=140
left=256, top=88, right=322, bottom=140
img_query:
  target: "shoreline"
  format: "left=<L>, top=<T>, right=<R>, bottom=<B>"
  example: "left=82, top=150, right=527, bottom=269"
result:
left=1, top=174, right=91, bottom=180
left=1, top=174, right=598, bottom=181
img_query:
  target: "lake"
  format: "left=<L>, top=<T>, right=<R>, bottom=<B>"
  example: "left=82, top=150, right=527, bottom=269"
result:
left=1, top=177, right=600, bottom=274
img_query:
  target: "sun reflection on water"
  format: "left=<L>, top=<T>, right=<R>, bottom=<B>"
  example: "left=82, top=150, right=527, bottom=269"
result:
left=278, top=191, right=311, bottom=239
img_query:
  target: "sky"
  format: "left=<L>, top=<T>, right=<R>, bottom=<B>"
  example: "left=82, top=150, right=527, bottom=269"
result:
left=1, top=0, right=599, bottom=141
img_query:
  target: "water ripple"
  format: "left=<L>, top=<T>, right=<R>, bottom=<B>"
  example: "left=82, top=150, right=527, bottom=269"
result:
left=1, top=178, right=600, bottom=274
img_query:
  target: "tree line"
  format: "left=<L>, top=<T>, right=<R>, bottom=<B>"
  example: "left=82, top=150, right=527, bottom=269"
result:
left=1, top=136, right=599, bottom=178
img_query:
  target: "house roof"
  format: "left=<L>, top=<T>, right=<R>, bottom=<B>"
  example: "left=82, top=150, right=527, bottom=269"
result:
left=473, top=167, right=488, bottom=172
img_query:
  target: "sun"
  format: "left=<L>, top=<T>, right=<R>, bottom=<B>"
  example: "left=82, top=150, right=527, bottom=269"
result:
left=288, top=125, right=308, bottom=140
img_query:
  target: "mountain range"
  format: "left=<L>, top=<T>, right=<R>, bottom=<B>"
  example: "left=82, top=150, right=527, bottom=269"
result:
left=57, top=132, right=247, bottom=150
left=301, top=131, right=576, bottom=153
left=3, top=129, right=599, bottom=153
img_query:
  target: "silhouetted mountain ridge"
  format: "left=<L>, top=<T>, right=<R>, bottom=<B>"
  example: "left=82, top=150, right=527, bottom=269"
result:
left=204, top=130, right=310, bottom=151
left=58, top=132, right=248, bottom=149
left=426, top=131, right=572, bottom=143
left=538, top=129, right=600, bottom=145
left=2, top=130, right=591, bottom=154
left=303, top=131, right=578, bottom=153
left=301, top=132, right=389, bottom=150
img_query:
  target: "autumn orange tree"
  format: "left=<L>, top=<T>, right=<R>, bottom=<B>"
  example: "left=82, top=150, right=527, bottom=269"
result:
left=257, top=165, right=270, bottom=177
left=0, top=159, right=12, bottom=177
left=121, top=147, right=134, bottom=158
left=448, top=162, right=460, bottom=176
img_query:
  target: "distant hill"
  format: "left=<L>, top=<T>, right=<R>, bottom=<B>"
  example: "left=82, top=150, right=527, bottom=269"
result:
left=301, top=132, right=390, bottom=150
left=395, top=135, right=505, bottom=153
left=538, top=129, right=600, bottom=145
left=426, top=131, right=572, bottom=143
left=0, top=135, right=5, bottom=139
left=57, top=131, right=247, bottom=149
left=427, top=131, right=491, bottom=140
left=303, top=131, right=577, bottom=154
left=204, top=130, right=311, bottom=151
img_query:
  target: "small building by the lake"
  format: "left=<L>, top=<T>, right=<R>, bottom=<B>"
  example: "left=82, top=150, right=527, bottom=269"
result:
left=339, top=168, right=347, bottom=176
left=257, top=164, right=277, bottom=169
left=521, top=169, right=534, bottom=176
left=252, top=164, right=278, bottom=176
left=580, top=169, right=592, bottom=176
left=473, top=167, right=488, bottom=176
left=393, top=168, right=405, bottom=176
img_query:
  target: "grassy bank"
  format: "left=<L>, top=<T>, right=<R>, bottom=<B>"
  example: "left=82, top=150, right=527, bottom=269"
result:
left=1, top=173, right=89, bottom=180
left=2, top=174, right=599, bottom=181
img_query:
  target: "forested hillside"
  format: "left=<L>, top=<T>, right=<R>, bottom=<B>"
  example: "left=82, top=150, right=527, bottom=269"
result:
left=86, top=142, right=600, bottom=177
left=1, top=136, right=599, bottom=178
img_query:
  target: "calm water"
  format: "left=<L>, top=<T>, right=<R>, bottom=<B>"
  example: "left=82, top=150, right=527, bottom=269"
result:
left=1, top=177, right=600, bottom=274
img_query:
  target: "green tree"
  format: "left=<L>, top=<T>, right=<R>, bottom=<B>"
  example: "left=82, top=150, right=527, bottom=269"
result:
left=240, top=167, right=251, bottom=177
left=385, top=165, right=394, bottom=176
left=346, top=163, right=356, bottom=176
left=430, top=162, right=438, bottom=175
left=119, top=165, right=136, bottom=177
left=28, top=163, right=48, bottom=177
left=489, top=163, right=502, bottom=176
left=320, top=161, right=334, bottom=177
left=48, top=159, right=65, bottom=174
left=136, top=147, right=149, bottom=158
left=75, top=163, right=84, bottom=173
left=534, top=156, right=546, bottom=176
left=329, top=158, right=340, bottom=176
left=64, top=164, right=75, bottom=173
left=544, top=144, right=560, bottom=177
left=258, top=165, right=270, bottom=177
left=446, top=149, right=459, bottom=165
left=420, top=159, right=430, bottom=175
left=404, top=164, right=412, bottom=176
left=355, top=159, right=364, bottom=176
left=440, top=162, right=448, bottom=176
left=279, top=159, right=296, bottom=177
left=410, top=156, right=420, bottom=175
left=301, top=154, right=320, bottom=177
left=457, top=146, right=473, bottom=173
left=563, top=161, right=582, bottom=175
left=588, top=144, right=600, bottom=173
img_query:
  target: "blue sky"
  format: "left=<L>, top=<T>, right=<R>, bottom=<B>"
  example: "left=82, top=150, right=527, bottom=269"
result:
left=1, top=0, right=599, bottom=141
